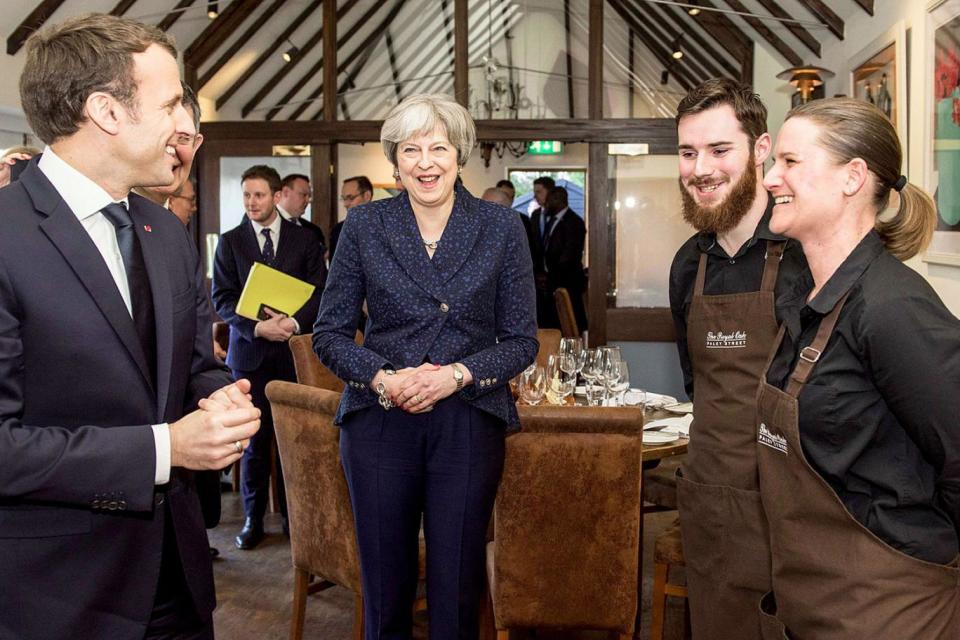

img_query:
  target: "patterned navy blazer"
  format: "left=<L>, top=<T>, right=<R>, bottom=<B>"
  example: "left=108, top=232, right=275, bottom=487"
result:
left=313, top=185, right=538, bottom=428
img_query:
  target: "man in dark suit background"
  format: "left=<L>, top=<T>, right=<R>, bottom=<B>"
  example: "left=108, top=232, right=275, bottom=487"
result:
left=212, top=165, right=327, bottom=550
left=277, top=173, right=326, bottom=248
left=0, top=14, right=261, bottom=639
left=329, top=174, right=373, bottom=262
left=541, top=186, right=588, bottom=332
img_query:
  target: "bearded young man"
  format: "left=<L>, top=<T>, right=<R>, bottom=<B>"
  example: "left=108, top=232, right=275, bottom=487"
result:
left=668, top=78, right=808, bottom=640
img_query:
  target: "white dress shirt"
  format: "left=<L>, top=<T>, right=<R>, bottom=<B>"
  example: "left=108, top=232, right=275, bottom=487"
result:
left=38, top=147, right=171, bottom=485
left=250, top=211, right=283, bottom=252
left=277, top=204, right=301, bottom=226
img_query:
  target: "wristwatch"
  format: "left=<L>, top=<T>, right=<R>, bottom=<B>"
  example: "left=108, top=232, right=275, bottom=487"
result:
left=451, top=363, right=464, bottom=392
left=376, top=369, right=396, bottom=410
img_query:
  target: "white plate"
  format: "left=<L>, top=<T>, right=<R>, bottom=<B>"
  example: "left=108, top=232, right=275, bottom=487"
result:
left=663, top=402, right=693, bottom=414
left=643, top=431, right=681, bottom=445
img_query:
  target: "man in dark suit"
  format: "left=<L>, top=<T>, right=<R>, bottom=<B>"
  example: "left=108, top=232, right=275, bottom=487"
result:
left=527, top=176, right=558, bottom=326
left=0, top=14, right=261, bottom=639
left=329, top=174, right=373, bottom=262
left=277, top=173, right=326, bottom=248
left=542, top=186, right=588, bottom=331
left=212, top=165, right=327, bottom=550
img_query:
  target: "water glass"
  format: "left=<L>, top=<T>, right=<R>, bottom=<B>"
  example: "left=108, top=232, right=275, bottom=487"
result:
left=585, top=378, right=605, bottom=406
left=519, top=365, right=546, bottom=405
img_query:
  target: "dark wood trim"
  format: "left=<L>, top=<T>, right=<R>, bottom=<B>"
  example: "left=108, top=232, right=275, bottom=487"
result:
left=628, top=1, right=717, bottom=84
left=201, top=118, right=679, bottom=149
left=265, top=0, right=382, bottom=121
left=7, top=0, right=66, bottom=55
left=157, top=0, right=197, bottom=32
left=687, top=0, right=754, bottom=82
left=310, top=144, right=336, bottom=242
left=184, top=0, right=259, bottom=70
left=199, top=0, right=285, bottom=89
left=628, top=28, right=635, bottom=117
left=588, top=0, right=603, bottom=120
left=795, top=0, right=843, bottom=40
left=216, top=0, right=322, bottom=109
left=385, top=30, right=402, bottom=103
left=587, top=142, right=608, bottom=347
left=608, top=0, right=695, bottom=92
left=565, top=0, right=575, bottom=118
left=109, top=0, right=137, bottom=16
left=851, top=0, right=874, bottom=16
left=649, top=1, right=740, bottom=80
left=323, top=0, right=337, bottom=121
left=606, top=308, right=676, bottom=343
left=454, top=0, right=468, bottom=106
left=755, top=0, right=820, bottom=58
left=721, top=0, right=802, bottom=66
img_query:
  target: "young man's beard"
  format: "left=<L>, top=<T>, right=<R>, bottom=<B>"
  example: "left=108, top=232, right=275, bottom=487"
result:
left=679, top=153, right=759, bottom=235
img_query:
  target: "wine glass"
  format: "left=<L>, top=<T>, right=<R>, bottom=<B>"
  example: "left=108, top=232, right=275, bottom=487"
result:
left=519, top=365, right=546, bottom=405
left=601, top=352, right=622, bottom=406
left=581, top=347, right=603, bottom=384
left=615, top=361, right=631, bottom=406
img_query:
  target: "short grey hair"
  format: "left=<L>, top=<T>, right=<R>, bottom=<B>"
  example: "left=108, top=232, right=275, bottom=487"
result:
left=380, top=94, right=476, bottom=168
left=481, top=187, right=513, bottom=208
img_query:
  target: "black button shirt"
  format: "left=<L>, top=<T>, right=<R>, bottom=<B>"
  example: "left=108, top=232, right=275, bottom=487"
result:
left=767, top=230, right=960, bottom=564
left=669, top=197, right=809, bottom=399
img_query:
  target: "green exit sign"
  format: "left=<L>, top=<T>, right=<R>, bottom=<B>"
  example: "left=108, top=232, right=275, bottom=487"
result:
left=527, top=140, right=564, bottom=155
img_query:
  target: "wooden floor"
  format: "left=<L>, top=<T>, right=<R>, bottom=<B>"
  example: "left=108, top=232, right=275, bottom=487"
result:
left=209, top=492, right=688, bottom=640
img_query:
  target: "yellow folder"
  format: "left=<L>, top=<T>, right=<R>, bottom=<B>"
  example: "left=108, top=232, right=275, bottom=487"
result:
left=236, top=262, right=316, bottom=321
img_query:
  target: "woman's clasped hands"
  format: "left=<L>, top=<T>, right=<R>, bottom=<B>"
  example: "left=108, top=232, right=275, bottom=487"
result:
left=372, top=362, right=464, bottom=414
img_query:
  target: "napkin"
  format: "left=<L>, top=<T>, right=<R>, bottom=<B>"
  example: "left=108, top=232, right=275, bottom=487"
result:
left=641, top=392, right=678, bottom=409
left=643, top=414, right=693, bottom=436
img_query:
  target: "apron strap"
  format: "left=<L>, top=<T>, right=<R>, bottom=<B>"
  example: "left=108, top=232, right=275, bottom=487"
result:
left=759, top=240, right=786, bottom=292
left=785, top=290, right=852, bottom=397
left=693, top=251, right=708, bottom=297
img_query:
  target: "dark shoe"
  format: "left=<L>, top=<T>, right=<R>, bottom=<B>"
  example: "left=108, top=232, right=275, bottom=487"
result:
left=235, top=518, right=264, bottom=550
left=209, top=546, right=220, bottom=558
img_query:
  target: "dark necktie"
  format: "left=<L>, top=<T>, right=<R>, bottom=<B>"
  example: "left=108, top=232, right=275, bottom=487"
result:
left=261, top=228, right=275, bottom=264
left=100, top=202, right=156, bottom=385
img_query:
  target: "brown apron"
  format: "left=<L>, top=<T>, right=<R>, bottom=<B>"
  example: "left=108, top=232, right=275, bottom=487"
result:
left=755, top=293, right=960, bottom=640
left=677, top=241, right=784, bottom=640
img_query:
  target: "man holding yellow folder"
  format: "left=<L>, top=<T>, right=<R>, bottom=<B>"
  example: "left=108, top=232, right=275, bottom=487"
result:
left=212, top=164, right=327, bottom=549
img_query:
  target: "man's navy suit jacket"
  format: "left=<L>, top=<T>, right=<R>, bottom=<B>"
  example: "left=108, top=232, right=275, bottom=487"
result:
left=0, top=160, right=232, bottom=639
left=313, top=186, right=538, bottom=429
left=212, top=215, right=327, bottom=373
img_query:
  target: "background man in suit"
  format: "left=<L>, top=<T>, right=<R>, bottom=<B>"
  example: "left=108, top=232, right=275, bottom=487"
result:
left=169, top=178, right=198, bottom=226
left=528, top=175, right=557, bottom=326
left=329, top=174, right=373, bottom=261
left=0, top=14, right=260, bottom=639
left=496, top=178, right=516, bottom=202
left=541, top=186, right=588, bottom=331
left=277, top=173, right=325, bottom=248
left=212, top=165, right=327, bottom=550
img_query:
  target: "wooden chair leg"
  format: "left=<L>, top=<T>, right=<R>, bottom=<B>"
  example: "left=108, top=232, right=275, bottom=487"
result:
left=289, top=567, right=309, bottom=640
left=651, top=562, right=669, bottom=640
left=496, top=630, right=509, bottom=640
left=353, top=594, right=364, bottom=640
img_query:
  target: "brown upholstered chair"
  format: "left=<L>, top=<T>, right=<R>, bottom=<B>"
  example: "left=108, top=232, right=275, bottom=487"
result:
left=486, top=432, right=642, bottom=639
left=553, top=287, right=579, bottom=338
left=643, top=456, right=683, bottom=512
left=518, top=403, right=644, bottom=434
left=288, top=331, right=363, bottom=391
left=267, top=381, right=425, bottom=640
left=651, top=518, right=689, bottom=640
left=535, top=328, right=561, bottom=367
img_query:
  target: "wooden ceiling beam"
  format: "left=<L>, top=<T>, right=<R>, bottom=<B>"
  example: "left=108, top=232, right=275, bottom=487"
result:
left=754, top=0, right=820, bottom=58
left=306, top=0, right=406, bottom=120
left=648, top=1, right=740, bottom=80
left=157, top=0, right=196, bottom=32
left=851, top=0, right=874, bottom=16
left=721, top=0, right=802, bottom=66
left=7, top=0, right=66, bottom=55
left=628, top=0, right=723, bottom=83
left=109, top=0, right=138, bottom=16
left=184, top=0, right=260, bottom=70
left=608, top=0, right=696, bottom=92
left=685, top=0, right=753, bottom=82
left=794, top=0, right=843, bottom=40
left=198, top=0, right=284, bottom=89
left=264, top=0, right=384, bottom=120
left=216, top=0, right=321, bottom=109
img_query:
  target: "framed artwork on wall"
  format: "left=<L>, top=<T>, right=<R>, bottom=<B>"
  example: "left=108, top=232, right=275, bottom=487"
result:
left=926, top=0, right=960, bottom=266
left=849, top=22, right=907, bottom=151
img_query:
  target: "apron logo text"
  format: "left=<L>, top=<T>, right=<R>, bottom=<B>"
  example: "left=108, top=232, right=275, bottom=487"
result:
left=706, top=330, right=747, bottom=349
left=758, top=423, right=788, bottom=454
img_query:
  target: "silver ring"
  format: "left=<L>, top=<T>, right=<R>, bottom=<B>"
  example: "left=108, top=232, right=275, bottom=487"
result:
left=233, top=440, right=243, bottom=454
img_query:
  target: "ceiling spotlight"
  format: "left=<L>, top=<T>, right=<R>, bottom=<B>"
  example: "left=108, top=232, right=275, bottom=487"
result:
left=207, top=1, right=218, bottom=19
left=688, top=7, right=701, bottom=16
left=282, top=38, right=299, bottom=63
left=671, top=35, right=684, bottom=60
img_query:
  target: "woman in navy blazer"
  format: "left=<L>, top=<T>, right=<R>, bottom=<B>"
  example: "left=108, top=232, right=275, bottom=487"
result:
left=313, top=94, right=538, bottom=639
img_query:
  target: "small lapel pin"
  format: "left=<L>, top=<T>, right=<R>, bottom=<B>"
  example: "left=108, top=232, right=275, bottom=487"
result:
left=143, top=225, right=152, bottom=233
